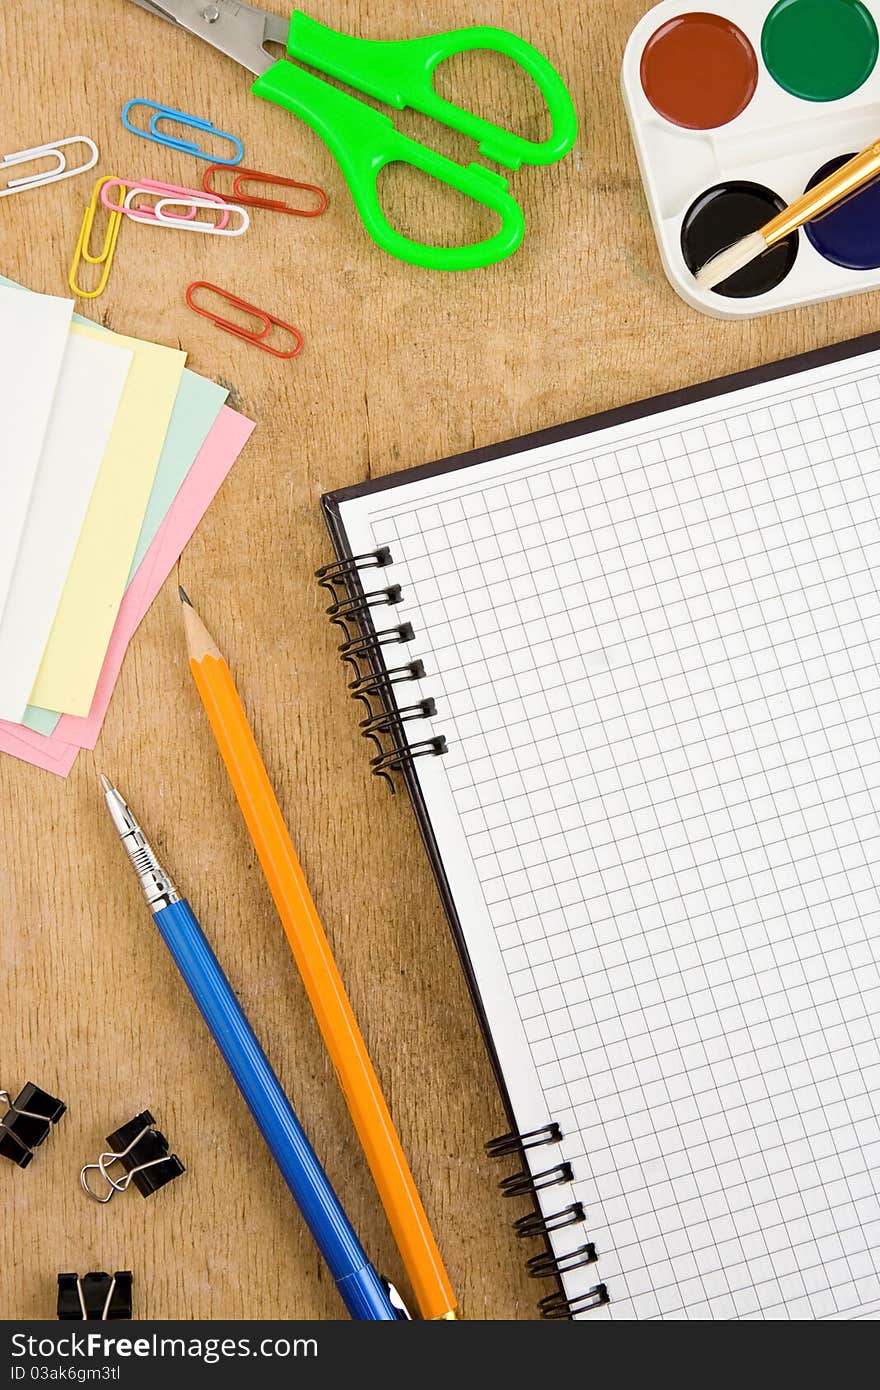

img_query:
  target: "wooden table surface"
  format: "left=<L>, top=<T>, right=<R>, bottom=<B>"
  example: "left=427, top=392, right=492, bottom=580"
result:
left=0, top=0, right=875, bottom=1322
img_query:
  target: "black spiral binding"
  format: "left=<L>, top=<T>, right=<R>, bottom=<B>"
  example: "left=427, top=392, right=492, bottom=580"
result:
left=526, top=1245, right=598, bottom=1279
left=487, top=1123, right=609, bottom=1319
left=514, top=1203, right=585, bottom=1238
left=319, top=548, right=607, bottom=1314
left=538, top=1286, right=610, bottom=1319
left=316, top=549, right=448, bottom=790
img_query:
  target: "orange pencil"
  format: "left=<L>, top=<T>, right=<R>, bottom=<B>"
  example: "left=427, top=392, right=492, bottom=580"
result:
left=179, top=587, right=456, bottom=1321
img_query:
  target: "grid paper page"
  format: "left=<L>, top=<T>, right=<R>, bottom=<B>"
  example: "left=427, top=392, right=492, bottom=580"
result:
left=339, top=352, right=880, bottom=1320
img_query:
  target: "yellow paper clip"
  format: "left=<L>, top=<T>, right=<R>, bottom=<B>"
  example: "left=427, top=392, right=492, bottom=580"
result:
left=68, top=176, right=124, bottom=299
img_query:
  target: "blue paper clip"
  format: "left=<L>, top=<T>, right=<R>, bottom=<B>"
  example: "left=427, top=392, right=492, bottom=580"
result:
left=121, top=99, right=244, bottom=166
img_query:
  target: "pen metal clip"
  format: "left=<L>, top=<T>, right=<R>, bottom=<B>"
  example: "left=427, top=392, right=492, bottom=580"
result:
left=384, top=1281, right=413, bottom=1320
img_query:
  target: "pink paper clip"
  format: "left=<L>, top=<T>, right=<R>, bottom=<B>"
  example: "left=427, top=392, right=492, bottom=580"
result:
left=100, top=177, right=230, bottom=229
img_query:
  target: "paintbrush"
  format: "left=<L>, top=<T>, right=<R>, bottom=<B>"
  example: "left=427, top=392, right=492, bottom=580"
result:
left=695, top=137, right=880, bottom=292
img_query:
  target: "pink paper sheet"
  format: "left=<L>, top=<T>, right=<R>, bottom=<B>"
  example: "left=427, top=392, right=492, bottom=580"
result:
left=0, top=406, right=254, bottom=774
left=0, top=728, right=79, bottom=776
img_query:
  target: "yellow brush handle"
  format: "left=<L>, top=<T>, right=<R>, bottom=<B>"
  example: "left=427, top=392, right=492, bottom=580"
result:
left=763, top=139, right=880, bottom=245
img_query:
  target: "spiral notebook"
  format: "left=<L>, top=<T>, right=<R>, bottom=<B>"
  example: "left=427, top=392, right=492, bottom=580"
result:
left=320, top=333, right=880, bottom=1321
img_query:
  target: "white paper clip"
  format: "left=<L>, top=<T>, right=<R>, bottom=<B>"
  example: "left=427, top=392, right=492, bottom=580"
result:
left=0, top=136, right=98, bottom=197
left=151, top=194, right=250, bottom=237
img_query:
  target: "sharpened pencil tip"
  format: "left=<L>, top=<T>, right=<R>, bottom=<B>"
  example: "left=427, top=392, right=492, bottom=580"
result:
left=99, top=773, right=113, bottom=795
left=178, top=585, right=193, bottom=607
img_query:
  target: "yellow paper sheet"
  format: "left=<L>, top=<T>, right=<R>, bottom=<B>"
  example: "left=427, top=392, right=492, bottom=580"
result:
left=29, top=325, right=186, bottom=716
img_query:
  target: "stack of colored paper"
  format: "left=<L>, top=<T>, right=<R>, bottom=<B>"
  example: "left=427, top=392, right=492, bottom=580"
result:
left=0, top=278, right=255, bottom=777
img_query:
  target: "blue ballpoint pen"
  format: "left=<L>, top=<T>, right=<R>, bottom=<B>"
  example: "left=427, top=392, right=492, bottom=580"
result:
left=100, top=775, right=403, bottom=1322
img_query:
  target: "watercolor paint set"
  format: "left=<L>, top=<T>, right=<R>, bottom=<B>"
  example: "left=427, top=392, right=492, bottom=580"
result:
left=623, top=0, right=880, bottom=318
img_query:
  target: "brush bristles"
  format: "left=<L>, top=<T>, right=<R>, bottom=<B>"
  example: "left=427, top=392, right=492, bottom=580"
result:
left=695, top=230, right=769, bottom=292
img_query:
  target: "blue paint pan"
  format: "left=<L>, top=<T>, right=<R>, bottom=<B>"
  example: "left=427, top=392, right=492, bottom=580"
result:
left=805, top=153, right=880, bottom=270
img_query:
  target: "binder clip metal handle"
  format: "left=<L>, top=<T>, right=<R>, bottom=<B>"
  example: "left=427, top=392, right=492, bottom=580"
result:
left=80, top=1111, right=185, bottom=1203
left=80, top=1137, right=172, bottom=1204
left=58, top=1272, right=133, bottom=1321
left=0, top=1083, right=66, bottom=1168
left=0, top=1088, right=56, bottom=1121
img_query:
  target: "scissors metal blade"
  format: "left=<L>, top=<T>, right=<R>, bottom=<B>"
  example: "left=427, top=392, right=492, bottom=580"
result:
left=127, top=0, right=178, bottom=23
left=127, top=0, right=288, bottom=76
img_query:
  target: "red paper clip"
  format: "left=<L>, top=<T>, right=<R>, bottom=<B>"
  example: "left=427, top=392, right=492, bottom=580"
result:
left=185, top=282, right=304, bottom=360
left=202, top=164, right=327, bottom=216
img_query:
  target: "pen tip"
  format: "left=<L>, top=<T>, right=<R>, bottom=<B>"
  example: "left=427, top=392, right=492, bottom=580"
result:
left=178, top=585, right=193, bottom=607
left=99, top=773, right=113, bottom=795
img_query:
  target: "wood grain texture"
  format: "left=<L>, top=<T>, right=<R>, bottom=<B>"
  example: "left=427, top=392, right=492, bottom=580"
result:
left=0, top=0, right=875, bottom=1322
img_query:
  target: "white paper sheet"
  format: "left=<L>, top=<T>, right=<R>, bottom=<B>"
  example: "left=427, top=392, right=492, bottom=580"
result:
left=0, top=325, right=133, bottom=721
left=0, top=285, right=73, bottom=624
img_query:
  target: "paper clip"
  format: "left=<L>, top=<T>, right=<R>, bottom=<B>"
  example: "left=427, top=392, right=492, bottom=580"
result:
left=0, top=136, right=98, bottom=197
left=68, top=176, right=124, bottom=300
left=202, top=163, right=328, bottom=216
left=101, top=176, right=230, bottom=229
left=148, top=194, right=250, bottom=237
left=185, top=282, right=304, bottom=359
left=121, top=99, right=244, bottom=165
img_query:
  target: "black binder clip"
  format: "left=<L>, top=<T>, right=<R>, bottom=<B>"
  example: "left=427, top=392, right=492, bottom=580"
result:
left=80, top=1110, right=185, bottom=1203
left=57, top=1272, right=133, bottom=1321
left=0, top=1083, right=66, bottom=1168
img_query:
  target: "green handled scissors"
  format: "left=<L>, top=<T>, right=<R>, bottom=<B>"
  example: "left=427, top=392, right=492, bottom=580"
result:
left=128, top=0, right=578, bottom=270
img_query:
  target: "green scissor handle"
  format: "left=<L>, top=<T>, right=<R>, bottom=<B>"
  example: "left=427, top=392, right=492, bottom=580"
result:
left=253, top=58, right=525, bottom=271
left=251, top=12, right=578, bottom=271
left=283, top=12, right=578, bottom=170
